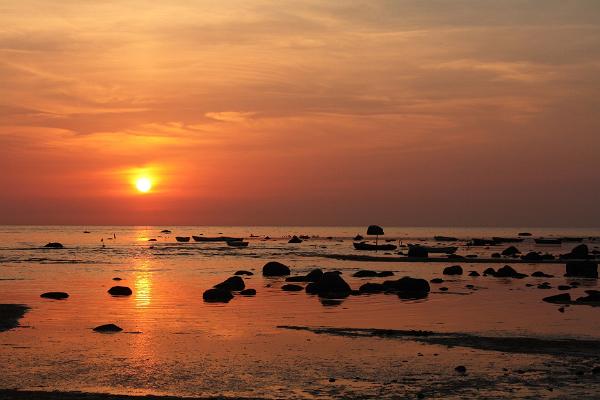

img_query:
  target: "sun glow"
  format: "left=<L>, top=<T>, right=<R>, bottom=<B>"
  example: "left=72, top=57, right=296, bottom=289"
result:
left=135, top=177, right=153, bottom=193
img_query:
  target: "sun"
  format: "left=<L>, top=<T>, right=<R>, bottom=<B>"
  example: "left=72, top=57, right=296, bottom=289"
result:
left=135, top=177, right=153, bottom=193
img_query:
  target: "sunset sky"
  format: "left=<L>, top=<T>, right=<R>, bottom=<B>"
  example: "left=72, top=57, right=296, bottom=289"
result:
left=1, top=0, right=599, bottom=226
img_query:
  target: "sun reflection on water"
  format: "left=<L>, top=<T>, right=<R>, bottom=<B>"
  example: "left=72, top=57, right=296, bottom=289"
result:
left=134, top=261, right=153, bottom=308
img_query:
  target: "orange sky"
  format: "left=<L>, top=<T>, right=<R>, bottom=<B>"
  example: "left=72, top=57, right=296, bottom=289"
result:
left=1, top=1, right=599, bottom=226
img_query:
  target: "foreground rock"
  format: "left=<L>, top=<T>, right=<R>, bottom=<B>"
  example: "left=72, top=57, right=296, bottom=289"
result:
left=576, top=290, right=600, bottom=304
left=108, top=286, right=132, bottom=296
left=443, top=265, right=463, bottom=275
left=214, top=276, right=245, bottom=291
left=43, top=242, right=63, bottom=249
left=543, top=293, right=571, bottom=304
left=40, top=292, right=69, bottom=300
left=262, top=261, right=291, bottom=276
left=93, top=323, right=123, bottom=333
left=0, top=304, right=29, bottom=332
left=383, top=277, right=430, bottom=299
left=203, top=288, right=234, bottom=303
left=565, top=261, right=598, bottom=278
left=543, top=290, right=600, bottom=306
left=305, top=272, right=352, bottom=298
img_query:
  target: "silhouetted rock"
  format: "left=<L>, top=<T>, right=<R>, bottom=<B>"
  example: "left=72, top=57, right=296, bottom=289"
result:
left=468, top=271, right=480, bottom=277
left=383, top=277, right=430, bottom=299
left=306, top=272, right=352, bottom=298
left=575, top=290, right=600, bottom=304
left=353, top=270, right=379, bottom=278
left=353, top=234, right=364, bottom=241
left=40, top=292, right=69, bottom=300
left=491, top=253, right=501, bottom=258
left=43, top=242, right=63, bottom=249
left=430, top=278, right=444, bottom=283
left=561, top=244, right=589, bottom=260
left=378, top=271, right=394, bottom=277
left=543, top=293, right=571, bottom=304
left=537, top=282, right=552, bottom=289
left=519, top=232, right=532, bottom=236
left=203, top=288, right=233, bottom=303
left=455, top=365, right=467, bottom=373
left=502, top=246, right=520, bottom=256
left=494, top=265, right=527, bottom=278
left=443, top=265, right=463, bottom=275
left=358, top=282, right=385, bottom=294
left=483, top=267, right=496, bottom=276
left=286, top=268, right=323, bottom=283
left=214, top=276, right=245, bottom=291
left=112, top=277, right=122, bottom=281
left=408, top=246, right=428, bottom=258
left=522, top=252, right=543, bottom=262
left=108, top=286, right=132, bottom=296
left=531, top=271, right=553, bottom=278
left=93, top=323, right=123, bottom=333
left=234, top=270, right=253, bottom=276
left=288, top=236, right=302, bottom=244
left=282, top=284, right=303, bottom=292
left=262, top=261, right=291, bottom=276
left=565, top=261, right=598, bottom=278
left=558, top=285, right=571, bottom=290
left=239, top=289, right=256, bottom=296
left=440, top=287, right=448, bottom=291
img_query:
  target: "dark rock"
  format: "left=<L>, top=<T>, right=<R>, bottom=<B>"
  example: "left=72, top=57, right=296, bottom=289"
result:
left=525, top=283, right=534, bottom=287
left=384, top=277, right=430, bottom=299
left=288, top=236, right=303, bottom=243
left=522, top=252, right=543, bottom=262
left=443, top=265, right=463, bottom=275
left=455, top=365, right=467, bottom=373
left=93, top=323, right=123, bottom=333
left=353, top=270, right=379, bottom=278
left=147, top=238, right=157, bottom=241
left=531, top=271, right=553, bottom=278
left=239, top=289, right=256, bottom=296
left=466, top=254, right=478, bottom=258
left=234, top=270, right=254, bottom=276
left=40, top=292, right=69, bottom=300
left=468, top=271, right=480, bottom=277
left=447, top=254, right=465, bottom=260
left=483, top=267, right=496, bottom=276
left=561, top=244, right=589, bottom=260
left=494, top=265, right=527, bottom=279
left=408, top=246, right=428, bottom=258
left=466, top=284, right=475, bottom=289
left=108, top=286, right=132, bottom=296
left=43, top=242, right=63, bottom=249
left=305, top=269, right=324, bottom=282
left=282, top=284, right=303, bottom=292
left=203, top=288, right=233, bottom=303
left=214, top=276, right=245, bottom=291
left=378, top=271, right=394, bottom=277
left=543, top=293, right=571, bottom=304
left=565, top=261, right=598, bottom=278
left=307, top=272, right=352, bottom=298
left=112, top=277, right=122, bottom=281
left=0, top=304, right=29, bottom=332
left=537, top=283, right=552, bottom=289
left=430, top=278, right=444, bottom=283
left=262, top=261, right=291, bottom=276
left=558, top=285, right=571, bottom=290
left=359, top=282, right=385, bottom=294
left=491, top=252, right=501, bottom=258
left=575, top=290, right=600, bottom=304
left=440, top=287, right=448, bottom=291
left=502, top=246, right=520, bottom=256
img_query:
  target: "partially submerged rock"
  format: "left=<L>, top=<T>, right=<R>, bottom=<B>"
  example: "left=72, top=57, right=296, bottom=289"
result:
left=383, top=277, right=430, bottom=299
left=531, top=271, right=553, bottom=278
left=483, top=267, right=496, bottom=276
left=108, top=286, right=132, bottom=296
left=561, top=244, right=589, bottom=260
left=305, top=272, right=352, bottom=298
left=408, top=246, right=428, bottom=258
left=43, top=242, right=63, bottom=249
left=443, top=265, right=463, bottom=275
left=576, top=290, right=600, bottom=304
left=430, top=278, right=444, bottom=283
left=493, top=265, right=527, bottom=279
left=288, top=235, right=303, bottom=243
left=234, top=270, right=254, bottom=276
left=468, top=271, right=480, bottom=277
left=565, top=261, right=598, bottom=278
left=502, top=246, right=520, bottom=256
left=282, top=284, right=303, bottom=292
left=522, top=252, right=543, bottom=262
left=358, top=282, right=386, bottom=294
left=262, top=261, right=291, bottom=276
left=240, top=288, right=256, bottom=296
left=203, top=288, right=234, bottom=303
left=93, top=323, right=123, bottom=333
left=0, top=304, right=29, bottom=332
left=286, top=268, right=323, bottom=282
left=214, top=276, right=245, bottom=291
left=40, top=292, right=69, bottom=300
left=352, top=270, right=394, bottom=278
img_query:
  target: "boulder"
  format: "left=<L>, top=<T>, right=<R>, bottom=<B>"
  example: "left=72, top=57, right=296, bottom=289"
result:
left=234, top=270, right=253, bottom=276
left=108, top=286, right=132, bottom=296
left=203, top=288, right=233, bottom=303
left=468, top=271, right=480, bottom=277
left=288, top=236, right=303, bottom=243
left=286, top=269, right=323, bottom=282
left=93, top=323, right=123, bottom=333
left=531, top=271, right=553, bottom=278
left=40, top=292, right=69, bottom=300
left=383, top=277, right=430, bottom=299
left=358, top=282, right=385, bottom=294
left=565, top=261, right=598, bottom=278
left=240, top=288, right=256, bottom=296
left=542, top=293, right=571, bottom=304
left=408, top=246, right=428, bottom=258
left=214, top=276, right=245, bottom=291
left=112, top=277, right=122, bottom=281
left=282, top=284, right=303, bottom=292
left=575, top=290, right=600, bottom=304
left=262, top=261, right=291, bottom=276
left=443, top=265, right=463, bottom=275
left=483, top=267, right=496, bottom=276
left=491, top=253, right=501, bottom=258
left=522, top=252, right=543, bottom=262
left=502, top=246, right=520, bottom=256
left=494, top=265, right=527, bottom=279
left=43, top=242, right=63, bottom=249
left=353, top=270, right=379, bottom=278
left=430, top=278, right=444, bottom=283
left=306, top=272, right=352, bottom=298
left=561, top=244, right=589, bottom=260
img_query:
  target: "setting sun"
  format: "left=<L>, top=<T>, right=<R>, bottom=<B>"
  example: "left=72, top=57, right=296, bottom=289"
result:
left=135, top=177, right=153, bottom=193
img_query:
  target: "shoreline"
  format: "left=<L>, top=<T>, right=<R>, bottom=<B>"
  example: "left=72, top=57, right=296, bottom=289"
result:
left=318, top=254, right=588, bottom=264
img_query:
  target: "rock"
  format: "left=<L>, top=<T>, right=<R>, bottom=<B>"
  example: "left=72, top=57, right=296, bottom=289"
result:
left=378, top=271, right=394, bottom=277
left=561, top=244, right=589, bottom=260
left=262, top=261, right=291, bottom=276
left=466, top=254, right=478, bottom=258
left=306, top=272, right=352, bottom=298
left=353, top=270, right=379, bottom=278
left=565, top=261, right=598, bottom=278
left=282, top=284, right=303, bottom=292
left=491, top=252, right=501, bottom=258
left=558, top=285, right=571, bottom=290
left=466, top=284, right=475, bottom=289
left=543, top=293, right=571, bottom=304
left=112, top=277, right=122, bottom=281
left=531, top=271, right=553, bottom=278
left=483, top=267, right=496, bottom=276
left=522, top=252, right=543, bottom=262
left=147, top=238, right=157, bottom=241
left=494, top=265, right=527, bottom=279
left=43, top=242, right=63, bottom=248
left=440, top=287, right=448, bottom=291
left=525, top=283, right=534, bottom=287
left=575, top=290, right=600, bottom=304
left=214, top=276, right=245, bottom=291
left=430, top=278, right=444, bottom=283
left=288, top=235, right=303, bottom=244
left=455, top=365, right=467, bottom=373
left=239, top=289, right=256, bottom=296
left=502, top=246, right=520, bottom=256
left=537, top=283, right=552, bottom=289
left=447, top=254, right=465, bottom=260
left=358, top=282, right=385, bottom=294
left=443, top=265, right=463, bottom=275
left=408, top=246, right=428, bottom=258
left=383, top=277, right=430, bottom=299
left=468, top=271, right=480, bottom=277
left=108, top=286, right=132, bottom=296
left=234, top=270, right=254, bottom=276
left=286, top=269, right=323, bottom=282
left=203, top=288, right=234, bottom=303
left=93, top=323, right=123, bottom=333
left=40, top=292, right=69, bottom=300
left=519, top=232, right=532, bottom=236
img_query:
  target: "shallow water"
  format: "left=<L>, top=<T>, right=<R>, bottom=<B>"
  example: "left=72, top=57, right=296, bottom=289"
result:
left=1, top=226, right=599, bottom=398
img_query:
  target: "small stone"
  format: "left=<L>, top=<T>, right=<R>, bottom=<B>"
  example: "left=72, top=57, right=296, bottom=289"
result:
left=455, top=365, right=467, bottom=373
left=40, top=292, right=69, bottom=300
left=93, top=323, right=122, bottom=333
